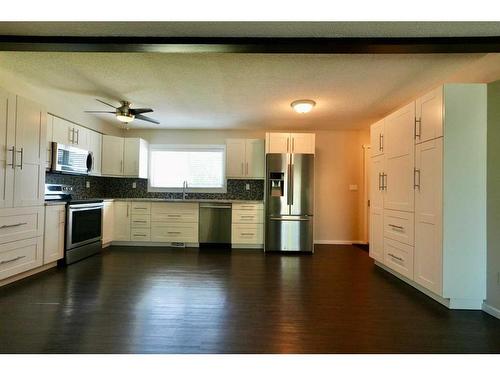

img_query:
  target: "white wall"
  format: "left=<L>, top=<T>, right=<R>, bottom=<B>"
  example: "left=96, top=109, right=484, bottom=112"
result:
left=125, top=128, right=369, bottom=244
left=0, top=66, right=121, bottom=136
left=486, top=80, right=500, bottom=315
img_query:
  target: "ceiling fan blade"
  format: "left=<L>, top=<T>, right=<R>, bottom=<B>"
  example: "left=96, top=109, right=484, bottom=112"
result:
left=130, top=108, right=153, bottom=115
left=84, top=111, right=116, bottom=113
left=95, top=98, right=118, bottom=109
left=135, top=114, right=160, bottom=125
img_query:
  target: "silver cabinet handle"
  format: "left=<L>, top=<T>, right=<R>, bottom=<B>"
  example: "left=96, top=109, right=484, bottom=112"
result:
left=240, top=233, right=255, bottom=236
left=241, top=162, right=244, bottom=175
left=0, top=222, right=27, bottom=229
left=286, top=137, right=290, bottom=153
left=167, top=214, right=181, bottom=217
left=415, top=118, right=422, bottom=139
left=379, top=133, right=384, bottom=151
left=7, top=146, right=15, bottom=169
left=0, top=255, right=26, bottom=265
left=378, top=173, right=382, bottom=191
left=133, top=220, right=148, bottom=223
left=388, top=253, right=404, bottom=262
left=414, top=168, right=421, bottom=190
left=382, top=173, right=387, bottom=190
left=388, top=224, right=404, bottom=230
left=16, top=148, right=23, bottom=169
left=133, top=234, right=147, bottom=237
left=69, top=127, right=74, bottom=143
left=241, top=215, right=255, bottom=219
left=292, top=137, right=295, bottom=153
left=245, top=162, right=248, bottom=175
left=133, top=207, right=148, bottom=210
left=167, top=231, right=181, bottom=234
left=126, top=204, right=129, bottom=217
left=120, top=160, right=123, bottom=173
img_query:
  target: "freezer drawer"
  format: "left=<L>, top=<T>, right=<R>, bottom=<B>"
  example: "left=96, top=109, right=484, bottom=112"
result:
left=265, top=216, right=313, bottom=252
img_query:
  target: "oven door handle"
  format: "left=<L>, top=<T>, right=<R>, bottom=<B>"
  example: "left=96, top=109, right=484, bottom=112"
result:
left=68, top=204, right=104, bottom=211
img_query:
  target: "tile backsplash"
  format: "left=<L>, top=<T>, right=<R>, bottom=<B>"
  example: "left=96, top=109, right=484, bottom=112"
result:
left=46, top=173, right=264, bottom=201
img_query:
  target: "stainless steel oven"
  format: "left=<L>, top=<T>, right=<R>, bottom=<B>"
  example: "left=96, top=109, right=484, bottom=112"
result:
left=66, top=201, right=103, bottom=264
left=51, top=142, right=92, bottom=175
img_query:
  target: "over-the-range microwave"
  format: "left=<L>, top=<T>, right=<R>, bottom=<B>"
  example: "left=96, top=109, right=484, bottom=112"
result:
left=51, top=142, right=94, bottom=175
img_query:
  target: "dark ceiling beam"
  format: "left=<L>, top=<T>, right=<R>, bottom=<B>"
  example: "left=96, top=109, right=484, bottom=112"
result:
left=1, top=35, right=500, bottom=53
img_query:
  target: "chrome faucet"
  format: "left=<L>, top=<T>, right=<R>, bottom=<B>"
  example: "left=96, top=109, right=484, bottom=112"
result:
left=182, top=181, right=188, bottom=200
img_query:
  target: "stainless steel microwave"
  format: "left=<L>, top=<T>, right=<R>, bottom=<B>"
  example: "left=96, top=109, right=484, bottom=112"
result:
left=51, top=142, right=93, bottom=175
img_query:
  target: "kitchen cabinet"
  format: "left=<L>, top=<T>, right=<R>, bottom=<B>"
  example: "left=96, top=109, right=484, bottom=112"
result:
left=226, top=138, right=265, bottom=179
left=88, top=130, right=102, bottom=176
left=52, top=116, right=90, bottom=149
left=369, top=83, right=487, bottom=309
left=383, top=102, right=415, bottom=213
left=151, top=202, right=199, bottom=243
left=46, top=114, right=53, bottom=169
left=415, top=86, right=443, bottom=144
left=102, top=136, right=148, bottom=178
left=265, top=133, right=315, bottom=154
left=370, top=119, right=384, bottom=157
left=130, top=202, right=151, bottom=241
left=102, top=201, right=114, bottom=247
left=43, top=205, right=65, bottom=264
left=0, top=236, right=44, bottom=282
left=113, top=201, right=131, bottom=241
left=231, top=202, right=264, bottom=247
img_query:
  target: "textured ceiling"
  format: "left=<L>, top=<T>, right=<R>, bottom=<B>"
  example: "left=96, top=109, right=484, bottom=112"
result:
left=0, top=52, right=499, bottom=130
left=1, top=22, right=500, bottom=37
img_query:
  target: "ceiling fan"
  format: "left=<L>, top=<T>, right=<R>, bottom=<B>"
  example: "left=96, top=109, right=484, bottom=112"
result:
left=85, top=99, right=160, bottom=124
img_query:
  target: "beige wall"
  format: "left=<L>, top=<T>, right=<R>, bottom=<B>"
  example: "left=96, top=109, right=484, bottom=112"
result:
left=486, top=80, right=500, bottom=314
left=125, top=128, right=369, bottom=243
left=0, top=66, right=121, bottom=136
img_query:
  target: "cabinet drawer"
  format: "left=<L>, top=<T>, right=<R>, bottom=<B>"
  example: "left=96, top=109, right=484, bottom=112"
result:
left=383, top=209, right=414, bottom=246
left=0, top=237, right=43, bottom=281
left=0, top=207, right=44, bottom=245
left=151, top=223, right=198, bottom=243
left=384, top=238, right=414, bottom=280
left=232, top=224, right=263, bottom=244
left=232, top=209, right=264, bottom=224
left=131, top=202, right=151, bottom=214
left=131, top=214, right=151, bottom=228
left=131, top=228, right=151, bottom=241
left=232, top=203, right=263, bottom=211
left=151, top=203, right=199, bottom=222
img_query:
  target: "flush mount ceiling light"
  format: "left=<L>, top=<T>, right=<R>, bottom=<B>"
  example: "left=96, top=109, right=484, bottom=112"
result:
left=291, top=99, right=316, bottom=114
left=116, top=113, right=135, bottom=123
left=85, top=99, right=160, bottom=124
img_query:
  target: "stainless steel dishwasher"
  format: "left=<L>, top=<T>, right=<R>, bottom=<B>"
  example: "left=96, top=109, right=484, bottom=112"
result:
left=199, top=202, right=232, bottom=246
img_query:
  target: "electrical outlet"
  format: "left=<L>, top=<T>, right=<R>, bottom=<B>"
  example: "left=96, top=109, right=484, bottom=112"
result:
left=86, top=181, right=90, bottom=189
left=245, top=183, right=250, bottom=191
left=132, top=182, right=137, bottom=189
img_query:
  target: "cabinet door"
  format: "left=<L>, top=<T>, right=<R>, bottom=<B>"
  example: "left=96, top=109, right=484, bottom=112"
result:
left=43, top=205, right=65, bottom=264
left=46, top=114, right=53, bottom=169
left=266, top=133, right=290, bottom=154
left=52, top=116, right=74, bottom=145
left=245, top=139, right=265, bottom=178
left=384, top=102, right=415, bottom=212
left=89, top=131, right=102, bottom=176
left=102, top=201, right=114, bottom=245
left=0, top=88, right=15, bottom=209
left=370, top=119, right=385, bottom=157
left=226, top=139, right=246, bottom=178
left=414, top=138, right=443, bottom=295
left=123, top=138, right=140, bottom=176
left=13, top=96, right=46, bottom=208
left=416, top=86, right=443, bottom=144
left=113, top=202, right=130, bottom=241
left=0, top=236, right=43, bottom=281
left=73, top=125, right=90, bottom=150
left=369, top=154, right=385, bottom=262
left=102, top=135, right=124, bottom=176
left=291, top=133, right=315, bottom=154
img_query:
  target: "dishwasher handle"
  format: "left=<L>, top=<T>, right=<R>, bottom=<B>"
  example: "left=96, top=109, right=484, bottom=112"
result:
left=200, top=204, right=232, bottom=209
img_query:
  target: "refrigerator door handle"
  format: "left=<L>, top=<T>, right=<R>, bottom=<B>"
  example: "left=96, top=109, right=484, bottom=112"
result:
left=290, top=162, right=294, bottom=206
left=269, top=217, right=311, bottom=221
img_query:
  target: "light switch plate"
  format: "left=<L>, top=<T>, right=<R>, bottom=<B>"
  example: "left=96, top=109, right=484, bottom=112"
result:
left=86, top=181, right=90, bottom=188
left=349, top=184, right=358, bottom=191
left=132, top=182, right=137, bottom=189
left=245, top=183, right=250, bottom=191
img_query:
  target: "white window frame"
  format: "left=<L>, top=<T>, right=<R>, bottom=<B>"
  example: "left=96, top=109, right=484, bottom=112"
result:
left=148, top=144, right=227, bottom=193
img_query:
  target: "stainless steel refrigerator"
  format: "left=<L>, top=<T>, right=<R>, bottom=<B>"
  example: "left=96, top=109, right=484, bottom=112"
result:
left=265, top=153, right=314, bottom=252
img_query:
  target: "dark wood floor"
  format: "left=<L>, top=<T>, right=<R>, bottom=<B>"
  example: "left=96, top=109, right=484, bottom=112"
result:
left=1, top=245, right=499, bottom=354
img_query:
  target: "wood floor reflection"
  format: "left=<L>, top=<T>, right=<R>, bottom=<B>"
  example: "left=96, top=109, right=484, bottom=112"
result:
left=1, top=245, right=499, bottom=353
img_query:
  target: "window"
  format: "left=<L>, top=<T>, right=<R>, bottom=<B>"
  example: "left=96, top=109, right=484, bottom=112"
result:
left=148, top=144, right=226, bottom=193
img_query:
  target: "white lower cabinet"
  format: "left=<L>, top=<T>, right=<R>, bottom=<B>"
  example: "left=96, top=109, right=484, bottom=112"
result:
left=151, top=222, right=198, bottom=243
left=113, top=202, right=131, bottom=241
left=43, top=205, right=65, bottom=264
left=0, top=236, right=44, bottom=281
left=102, top=201, right=114, bottom=246
left=384, top=238, right=414, bottom=280
left=231, top=203, right=264, bottom=246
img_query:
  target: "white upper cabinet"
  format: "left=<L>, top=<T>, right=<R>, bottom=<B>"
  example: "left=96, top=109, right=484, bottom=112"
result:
left=101, top=136, right=148, bottom=178
left=265, top=133, right=315, bottom=154
left=415, top=86, right=443, bottom=144
left=101, top=135, right=125, bottom=176
left=370, top=119, right=385, bottom=157
left=123, top=138, right=148, bottom=178
left=13, top=96, right=46, bottom=208
left=88, top=130, right=102, bottom=176
left=383, top=102, right=415, bottom=213
left=226, top=138, right=265, bottom=179
left=0, top=88, right=15, bottom=209
left=46, top=114, right=53, bottom=169
left=52, top=116, right=74, bottom=145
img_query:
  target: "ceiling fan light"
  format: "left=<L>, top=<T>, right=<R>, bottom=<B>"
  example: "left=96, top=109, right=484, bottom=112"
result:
left=291, top=99, right=316, bottom=114
left=116, top=114, right=135, bottom=123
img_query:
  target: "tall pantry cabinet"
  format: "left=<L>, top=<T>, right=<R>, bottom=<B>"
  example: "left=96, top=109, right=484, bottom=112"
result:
left=369, top=84, right=486, bottom=309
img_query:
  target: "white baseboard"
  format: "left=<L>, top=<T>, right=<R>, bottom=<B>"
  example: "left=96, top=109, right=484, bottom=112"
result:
left=232, top=244, right=264, bottom=249
left=314, top=240, right=367, bottom=245
left=111, top=241, right=199, bottom=248
left=0, top=262, right=57, bottom=288
left=482, top=302, right=500, bottom=319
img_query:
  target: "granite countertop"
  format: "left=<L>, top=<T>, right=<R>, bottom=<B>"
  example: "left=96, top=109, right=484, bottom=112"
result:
left=106, top=198, right=263, bottom=204
left=44, top=201, right=68, bottom=206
